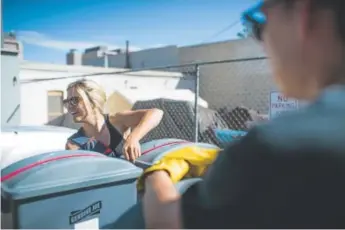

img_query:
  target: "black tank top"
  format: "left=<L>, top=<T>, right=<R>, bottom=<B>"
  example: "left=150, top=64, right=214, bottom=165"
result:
left=104, top=114, right=123, bottom=151
left=70, top=114, right=123, bottom=155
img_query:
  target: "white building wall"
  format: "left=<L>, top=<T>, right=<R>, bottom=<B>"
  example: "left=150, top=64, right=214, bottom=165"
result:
left=1, top=50, right=21, bottom=126
left=19, top=62, right=186, bottom=125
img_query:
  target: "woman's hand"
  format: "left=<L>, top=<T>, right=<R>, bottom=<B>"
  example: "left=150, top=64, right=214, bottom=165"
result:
left=65, top=141, right=80, bottom=150
left=123, top=137, right=141, bottom=161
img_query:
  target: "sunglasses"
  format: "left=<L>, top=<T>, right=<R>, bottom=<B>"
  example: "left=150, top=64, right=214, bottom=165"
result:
left=63, top=96, right=81, bottom=108
left=241, top=0, right=288, bottom=41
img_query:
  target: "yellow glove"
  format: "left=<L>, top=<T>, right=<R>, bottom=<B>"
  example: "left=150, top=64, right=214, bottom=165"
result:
left=137, top=145, right=220, bottom=191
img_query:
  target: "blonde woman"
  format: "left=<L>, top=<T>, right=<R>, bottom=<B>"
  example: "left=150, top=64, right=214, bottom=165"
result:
left=63, top=79, right=164, bottom=161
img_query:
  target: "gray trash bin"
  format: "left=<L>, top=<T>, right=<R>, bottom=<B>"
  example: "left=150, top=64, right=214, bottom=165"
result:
left=1, top=150, right=142, bottom=229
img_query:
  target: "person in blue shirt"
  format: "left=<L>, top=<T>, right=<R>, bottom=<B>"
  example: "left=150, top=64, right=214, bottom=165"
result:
left=141, top=0, right=345, bottom=228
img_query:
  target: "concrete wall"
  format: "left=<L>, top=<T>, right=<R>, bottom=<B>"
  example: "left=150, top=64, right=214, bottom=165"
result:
left=2, top=34, right=24, bottom=59
left=80, top=45, right=194, bottom=91
left=179, top=38, right=265, bottom=63
left=178, top=38, right=275, bottom=113
left=81, top=45, right=180, bottom=69
left=82, top=49, right=105, bottom=67
left=66, top=49, right=82, bottom=65
left=1, top=50, right=21, bottom=126
left=114, top=45, right=179, bottom=69
left=19, top=62, right=190, bottom=125
left=195, top=58, right=274, bottom=113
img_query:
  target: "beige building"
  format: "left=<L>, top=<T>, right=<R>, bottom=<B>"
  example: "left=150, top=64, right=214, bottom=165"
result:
left=19, top=61, right=195, bottom=126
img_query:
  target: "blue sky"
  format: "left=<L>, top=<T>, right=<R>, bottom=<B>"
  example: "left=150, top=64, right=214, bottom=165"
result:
left=3, top=0, right=256, bottom=64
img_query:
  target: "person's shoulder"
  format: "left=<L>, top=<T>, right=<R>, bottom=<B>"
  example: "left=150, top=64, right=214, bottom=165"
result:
left=107, top=112, right=122, bottom=125
left=249, top=101, right=345, bottom=153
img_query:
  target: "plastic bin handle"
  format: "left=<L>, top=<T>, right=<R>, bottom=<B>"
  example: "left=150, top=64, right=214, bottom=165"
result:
left=141, top=140, right=190, bottom=155
left=1, top=153, right=104, bottom=182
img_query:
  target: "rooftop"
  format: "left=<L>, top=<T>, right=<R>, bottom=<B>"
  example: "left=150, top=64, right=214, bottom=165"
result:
left=20, top=60, right=184, bottom=80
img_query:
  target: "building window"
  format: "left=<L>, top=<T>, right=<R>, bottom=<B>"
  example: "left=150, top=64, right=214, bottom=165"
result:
left=47, top=90, right=64, bottom=121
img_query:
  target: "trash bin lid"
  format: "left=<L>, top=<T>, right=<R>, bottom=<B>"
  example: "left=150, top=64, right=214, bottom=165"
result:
left=1, top=150, right=142, bottom=200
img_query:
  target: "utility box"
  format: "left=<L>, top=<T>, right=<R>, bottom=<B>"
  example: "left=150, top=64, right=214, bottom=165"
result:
left=1, top=150, right=142, bottom=229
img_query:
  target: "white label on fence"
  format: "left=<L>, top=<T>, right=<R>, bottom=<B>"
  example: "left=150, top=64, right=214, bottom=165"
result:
left=269, top=91, right=299, bottom=118
left=74, top=217, right=99, bottom=229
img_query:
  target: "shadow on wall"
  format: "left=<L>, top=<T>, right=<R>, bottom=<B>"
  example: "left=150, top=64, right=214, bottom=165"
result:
left=46, top=113, right=81, bottom=130
left=176, top=78, right=196, bottom=92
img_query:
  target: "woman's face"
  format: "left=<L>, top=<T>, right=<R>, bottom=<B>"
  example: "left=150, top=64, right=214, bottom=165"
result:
left=64, top=87, right=93, bottom=123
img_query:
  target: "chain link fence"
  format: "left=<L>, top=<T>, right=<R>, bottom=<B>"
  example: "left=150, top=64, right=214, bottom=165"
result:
left=120, top=57, right=274, bottom=148
left=38, top=56, right=273, bottom=148
left=196, top=57, right=273, bottom=147
left=127, top=64, right=199, bottom=147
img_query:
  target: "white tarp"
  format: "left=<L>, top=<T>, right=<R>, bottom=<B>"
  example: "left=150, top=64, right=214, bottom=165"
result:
left=105, top=89, right=208, bottom=114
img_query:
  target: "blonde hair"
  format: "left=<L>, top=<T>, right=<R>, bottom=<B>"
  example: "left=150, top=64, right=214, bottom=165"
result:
left=67, top=79, right=106, bottom=113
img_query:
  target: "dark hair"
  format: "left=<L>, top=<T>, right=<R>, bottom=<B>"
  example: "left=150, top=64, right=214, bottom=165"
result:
left=285, top=0, right=345, bottom=42
left=313, top=1, right=344, bottom=42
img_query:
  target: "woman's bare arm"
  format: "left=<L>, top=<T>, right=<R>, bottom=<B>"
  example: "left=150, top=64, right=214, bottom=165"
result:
left=143, top=171, right=182, bottom=229
left=109, top=108, right=164, bottom=141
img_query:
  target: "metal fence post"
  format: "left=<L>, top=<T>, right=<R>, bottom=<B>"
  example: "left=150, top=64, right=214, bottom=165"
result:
left=194, top=64, right=200, bottom=143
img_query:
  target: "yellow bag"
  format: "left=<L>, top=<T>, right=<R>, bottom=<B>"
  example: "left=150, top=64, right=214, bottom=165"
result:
left=137, top=146, right=220, bottom=191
